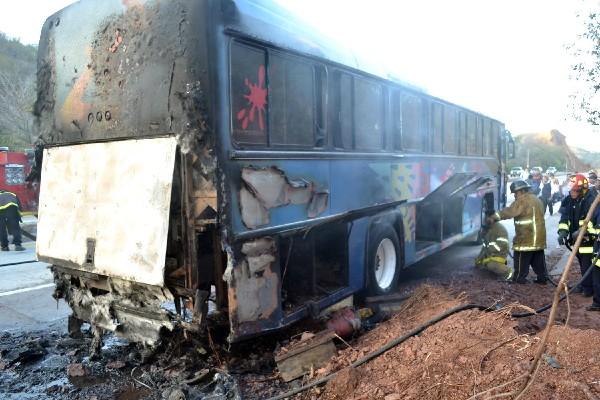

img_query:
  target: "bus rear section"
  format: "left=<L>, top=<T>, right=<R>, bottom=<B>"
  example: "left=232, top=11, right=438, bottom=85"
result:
left=34, top=0, right=224, bottom=346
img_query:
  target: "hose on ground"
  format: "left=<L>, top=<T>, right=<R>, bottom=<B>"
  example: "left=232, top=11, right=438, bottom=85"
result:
left=265, top=303, right=489, bottom=400
left=267, top=258, right=592, bottom=399
left=511, top=262, right=593, bottom=317
left=0, top=259, right=38, bottom=268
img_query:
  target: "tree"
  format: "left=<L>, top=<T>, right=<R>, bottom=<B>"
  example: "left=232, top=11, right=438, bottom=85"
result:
left=570, top=12, right=600, bottom=125
left=0, top=69, right=35, bottom=145
left=0, top=32, right=37, bottom=149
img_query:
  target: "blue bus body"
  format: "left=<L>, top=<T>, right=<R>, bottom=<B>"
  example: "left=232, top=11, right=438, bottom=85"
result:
left=36, top=0, right=511, bottom=344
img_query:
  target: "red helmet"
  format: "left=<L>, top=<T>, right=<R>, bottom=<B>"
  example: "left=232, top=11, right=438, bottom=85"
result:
left=569, top=174, right=589, bottom=192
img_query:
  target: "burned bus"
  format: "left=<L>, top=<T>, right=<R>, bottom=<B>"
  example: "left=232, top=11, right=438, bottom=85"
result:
left=34, top=0, right=513, bottom=345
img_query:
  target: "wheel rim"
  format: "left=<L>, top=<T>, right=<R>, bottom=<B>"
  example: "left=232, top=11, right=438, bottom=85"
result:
left=374, top=238, right=396, bottom=290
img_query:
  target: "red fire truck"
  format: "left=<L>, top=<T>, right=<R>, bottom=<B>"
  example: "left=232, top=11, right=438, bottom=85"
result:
left=0, top=147, right=39, bottom=213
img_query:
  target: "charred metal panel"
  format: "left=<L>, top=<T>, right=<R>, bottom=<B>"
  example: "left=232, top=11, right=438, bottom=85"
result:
left=238, top=166, right=329, bottom=229
left=34, top=0, right=210, bottom=149
left=53, top=266, right=174, bottom=346
left=37, top=137, right=177, bottom=286
left=227, top=237, right=282, bottom=339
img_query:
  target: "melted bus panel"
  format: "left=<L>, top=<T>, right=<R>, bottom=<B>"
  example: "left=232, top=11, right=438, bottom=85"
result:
left=37, top=137, right=177, bottom=286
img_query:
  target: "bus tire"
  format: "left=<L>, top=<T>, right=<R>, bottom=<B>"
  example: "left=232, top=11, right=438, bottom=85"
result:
left=367, top=224, right=401, bottom=295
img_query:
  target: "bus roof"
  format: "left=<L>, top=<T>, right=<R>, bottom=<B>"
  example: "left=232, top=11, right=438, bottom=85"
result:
left=226, top=0, right=503, bottom=124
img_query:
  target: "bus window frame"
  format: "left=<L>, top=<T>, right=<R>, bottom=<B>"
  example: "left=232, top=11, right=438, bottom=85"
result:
left=229, top=39, right=328, bottom=151
left=353, top=76, right=385, bottom=152
left=399, top=92, right=425, bottom=153
left=442, top=105, right=458, bottom=155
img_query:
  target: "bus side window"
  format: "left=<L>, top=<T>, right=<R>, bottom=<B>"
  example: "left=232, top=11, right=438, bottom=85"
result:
left=392, top=91, right=401, bottom=151
left=354, top=77, right=384, bottom=151
left=466, top=114, right=478, bottom=155
left=458, top=111, right=467, bottom=155
left=401, top=95, right=423, bottom=152
left=230, top=42, right=268, bottom=146
left=333, top=72, right=353, bottom=150
left=269, top=53, right=315, bottom=147
left=443, top=106, right=457, bottom=154
left=431, top=102, right=443, bottom=153
left=483, top=118, right=493, bottom=156
left=492, top=123, right=500, bottom=157
left=315, top=65, right=327, bottom=148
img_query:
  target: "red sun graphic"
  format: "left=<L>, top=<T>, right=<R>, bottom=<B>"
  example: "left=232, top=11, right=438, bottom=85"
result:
left=236, top=65, right=267, bottom=131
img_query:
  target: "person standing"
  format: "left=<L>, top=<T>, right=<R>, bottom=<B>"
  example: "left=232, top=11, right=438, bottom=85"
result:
left=0, top=189, right=25, bottom=251
left=491, top=180, right=547, bottom=284
left=551, top=176, right=562, bottom=204
left=588, top=170, right=599, bottom=197
left=539, top=175, right=553, bottom=216
left=475, top=210, right=512, bottom=279
left=558, top=174, right=597, bottom=296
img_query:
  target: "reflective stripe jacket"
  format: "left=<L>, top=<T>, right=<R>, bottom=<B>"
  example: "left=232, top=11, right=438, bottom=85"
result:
left=495, top=192, right=546, bottom=251
left=0, top=190, right=21, bottom=211
left=558, top=190, right=598, bottom=254
left=477, top=221, right=510, bottom=263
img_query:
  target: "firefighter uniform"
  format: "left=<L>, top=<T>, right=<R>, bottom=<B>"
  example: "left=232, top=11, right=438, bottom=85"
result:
left=0, top=190, right=23, bottom=251
left=558, top=188, right=598, bottom=295
left=475, top=220, right=511, bottom=278
left=591, top=228, right=600, bottom=310
left=494, top=188, right=547, bottom=283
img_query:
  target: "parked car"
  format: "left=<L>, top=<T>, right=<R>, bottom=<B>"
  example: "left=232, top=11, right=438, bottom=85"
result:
left=510, top=167, right=524, bottom=178
left=546, top=167, right=557, bottom=175
left=531, top=166, right=543, bottom=174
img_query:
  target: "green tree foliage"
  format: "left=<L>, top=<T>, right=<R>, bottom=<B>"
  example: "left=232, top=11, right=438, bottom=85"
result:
left=0, top=32, right=37, bottom=150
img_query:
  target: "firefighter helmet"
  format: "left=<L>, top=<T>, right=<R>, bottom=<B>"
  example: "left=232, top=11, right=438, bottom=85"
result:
left=569, top=174, right=589, bottom=192
left=510, top=180, right=530, bottom=193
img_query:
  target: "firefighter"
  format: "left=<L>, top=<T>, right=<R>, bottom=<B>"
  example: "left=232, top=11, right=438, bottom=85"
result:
left=0, top=189, right=25, bottom=251
left=558, top=174, right=598, bottom=296
left=476, top=209, right=511, bottom=279
left=590, top=216, right=600, bottom=311
left=492, top=180, right=547, bottom=284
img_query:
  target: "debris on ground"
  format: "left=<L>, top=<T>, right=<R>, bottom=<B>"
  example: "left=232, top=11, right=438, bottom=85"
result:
left=275, top=330, right=336, bottom=382
left=4, top=247, right=600, bottom=399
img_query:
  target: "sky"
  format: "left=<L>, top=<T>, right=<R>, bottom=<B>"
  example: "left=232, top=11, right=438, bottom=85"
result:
left=2, top=0, right=599, bottom=149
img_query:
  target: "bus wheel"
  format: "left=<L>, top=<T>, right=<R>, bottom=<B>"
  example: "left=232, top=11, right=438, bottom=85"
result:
left=368, top=225, right=401, bottom=295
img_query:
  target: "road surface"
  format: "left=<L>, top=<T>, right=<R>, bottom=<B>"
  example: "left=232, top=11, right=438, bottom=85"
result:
left=0, top=241, right=70, bottom=332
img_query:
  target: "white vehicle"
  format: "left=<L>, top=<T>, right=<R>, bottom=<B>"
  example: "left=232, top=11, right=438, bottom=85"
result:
left=510, top=167, right=524, bottom=178
left=546, top=167, right=557, bottom=174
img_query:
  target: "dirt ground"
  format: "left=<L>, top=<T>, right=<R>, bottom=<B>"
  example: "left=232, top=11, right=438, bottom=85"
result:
left=3, top=247, right=600, bottom=400
left=304, top=251, right=600, bottom=400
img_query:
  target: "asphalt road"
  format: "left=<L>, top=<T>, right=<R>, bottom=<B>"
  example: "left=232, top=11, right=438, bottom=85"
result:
left=0, top=242, right=70, bottom=332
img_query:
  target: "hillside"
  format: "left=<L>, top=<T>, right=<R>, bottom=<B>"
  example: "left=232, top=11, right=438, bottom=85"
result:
left=0, top=32, right=37, bottom=150
left=509, top=129, right=591, bottom=172
left=573, top=147, right=600, bottom=170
